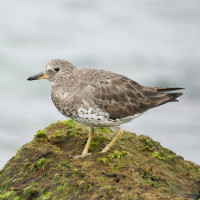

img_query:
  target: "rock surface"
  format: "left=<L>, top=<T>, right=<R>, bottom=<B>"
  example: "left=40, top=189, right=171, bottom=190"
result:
left=0, top=120, right=200, bottom=200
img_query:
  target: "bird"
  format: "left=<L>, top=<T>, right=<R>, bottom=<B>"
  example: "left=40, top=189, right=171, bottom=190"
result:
left=27, top=59, right=184, bottom=157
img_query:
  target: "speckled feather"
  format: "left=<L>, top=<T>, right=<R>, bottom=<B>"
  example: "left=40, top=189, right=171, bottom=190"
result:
left=49, top=60, right=183, bottom=127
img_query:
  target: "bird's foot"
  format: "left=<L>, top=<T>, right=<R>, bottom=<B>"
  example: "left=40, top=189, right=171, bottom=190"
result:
left=73, top=153, right=91, bottom=158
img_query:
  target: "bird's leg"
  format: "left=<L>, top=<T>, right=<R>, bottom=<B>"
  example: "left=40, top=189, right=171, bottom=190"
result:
left=74, top=127, right=95, bottom=158
left=82, top=127, right=95, bottom=155
left=101, top=128, right=123, bottom=153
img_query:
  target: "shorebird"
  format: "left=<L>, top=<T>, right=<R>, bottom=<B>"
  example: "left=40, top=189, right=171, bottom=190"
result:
left=27, top=59, right=184, bottom=157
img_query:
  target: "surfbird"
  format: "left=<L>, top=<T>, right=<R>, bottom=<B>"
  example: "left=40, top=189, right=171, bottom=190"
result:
left=27, top=59, right=184, bottom=157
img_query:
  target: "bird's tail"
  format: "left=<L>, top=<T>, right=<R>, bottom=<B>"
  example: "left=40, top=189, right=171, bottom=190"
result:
left=156, top=87, right=184, bottom=102
left=155, top=87, right=184, bottom=93
left=143, top=87, right=184, bottom=108
left=166, top=92, right=183, bottom=102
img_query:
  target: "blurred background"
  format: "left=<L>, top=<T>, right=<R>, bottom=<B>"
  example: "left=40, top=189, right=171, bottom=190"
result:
left=0, top=0, right=200, bottom=169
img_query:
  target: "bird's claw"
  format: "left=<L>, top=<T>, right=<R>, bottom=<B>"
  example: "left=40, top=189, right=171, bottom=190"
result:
left=73, top=153, right=91, bottom=158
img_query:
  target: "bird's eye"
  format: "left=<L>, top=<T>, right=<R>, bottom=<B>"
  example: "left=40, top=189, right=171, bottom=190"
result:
left=54, top=67, right=60, bottom=72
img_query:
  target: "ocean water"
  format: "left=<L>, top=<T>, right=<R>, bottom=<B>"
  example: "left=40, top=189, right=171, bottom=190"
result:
left=0, top=0, right=200, bottom=169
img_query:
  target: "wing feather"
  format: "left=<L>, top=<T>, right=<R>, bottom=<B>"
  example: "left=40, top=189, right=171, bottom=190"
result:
left=91, top=76, right=151, bottom=119
left=77, top=70, right=183, bottom=120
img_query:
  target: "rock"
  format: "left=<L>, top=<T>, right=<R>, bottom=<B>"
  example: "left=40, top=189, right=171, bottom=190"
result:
left=0, top=119, right=199, bottom=200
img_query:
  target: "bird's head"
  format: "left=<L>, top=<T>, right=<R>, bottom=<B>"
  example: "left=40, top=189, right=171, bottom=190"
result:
left=27, top=59, right=76, bottom=84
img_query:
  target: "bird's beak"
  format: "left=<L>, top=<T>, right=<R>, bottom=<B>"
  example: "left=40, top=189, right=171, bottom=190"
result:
left=27, top=72, right=48, bottom=81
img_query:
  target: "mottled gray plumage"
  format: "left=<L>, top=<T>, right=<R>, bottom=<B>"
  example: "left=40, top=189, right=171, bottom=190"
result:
left=27, top=59, right=184, bottom=157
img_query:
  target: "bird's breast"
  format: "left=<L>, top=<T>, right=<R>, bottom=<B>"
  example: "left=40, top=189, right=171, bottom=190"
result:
left=51, top=89, right=72, bottom=117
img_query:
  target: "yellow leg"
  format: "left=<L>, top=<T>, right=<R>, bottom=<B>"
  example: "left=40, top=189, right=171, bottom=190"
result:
left=82, top=127, right=95, bottom=155
left=101, top=129, right=123, bottom=153
left=74, top=127, right=95, bottom=158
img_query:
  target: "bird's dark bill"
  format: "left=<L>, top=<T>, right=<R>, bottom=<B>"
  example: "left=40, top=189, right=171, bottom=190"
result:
left=27, top=72, right=48, bottom=81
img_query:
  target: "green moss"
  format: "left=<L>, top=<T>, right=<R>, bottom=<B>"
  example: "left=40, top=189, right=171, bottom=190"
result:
left=87, top=183, right=92, bottom=192
left=152, top=151, right=164, bottom=160
left=68, top=131, right=77, bottom=137
left=99, top=184, right=114, bottom=191
left=72, top=169, right=81, bottom=177
left=51, top=173, right=60, bottom=184
left=197, top=192, right=200, bottom=200
left=90, top=133, right=105, bottom=150
left=99, top=127, right=110, bottom=133
left=57, top=182, right=68, bottom=192
left=23, top=185, right=38, bottom=199
left=0, top=120, right=200, bottom=200
left=30, top=158, right=53, bottom=171
left=14, top=197, right=22, bottom=200
left=63, top=162, right=72, bottom=168
left=98, top=150, right=132, bottom=163
left=52, top=130, right=65, bottom=137
left=63, top=119, right=77, bottom=130
left=35, top=130, right=47, bottom=139
left=139, top=135, right=156, bottom=151
left=0, top=177, right=11, bottom=191
left=50, top=130, right=67, bottom=142
left=38, top=192, right=52, bottom=200
left=36, top=158, right=52, bottom=169
left=63, top=119, right=80, bottom=137
left=0, top=191, right=21, bottom=199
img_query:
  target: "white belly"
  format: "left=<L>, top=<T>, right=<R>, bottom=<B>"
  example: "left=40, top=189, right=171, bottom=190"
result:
left=73, top=106, right=142, bottom=127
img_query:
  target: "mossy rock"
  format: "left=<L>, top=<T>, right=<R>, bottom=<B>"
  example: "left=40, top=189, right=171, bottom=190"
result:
left=0, top=119, right=199, bottom=200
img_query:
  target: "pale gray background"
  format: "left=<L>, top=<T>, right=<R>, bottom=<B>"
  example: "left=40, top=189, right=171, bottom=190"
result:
left=0, top=0, right=200, bottom=169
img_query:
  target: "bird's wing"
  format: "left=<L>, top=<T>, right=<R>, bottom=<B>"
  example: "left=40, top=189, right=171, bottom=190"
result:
left=83, top=75, right=153, bottom=120
left=77, top=68, right=183, bottom=120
